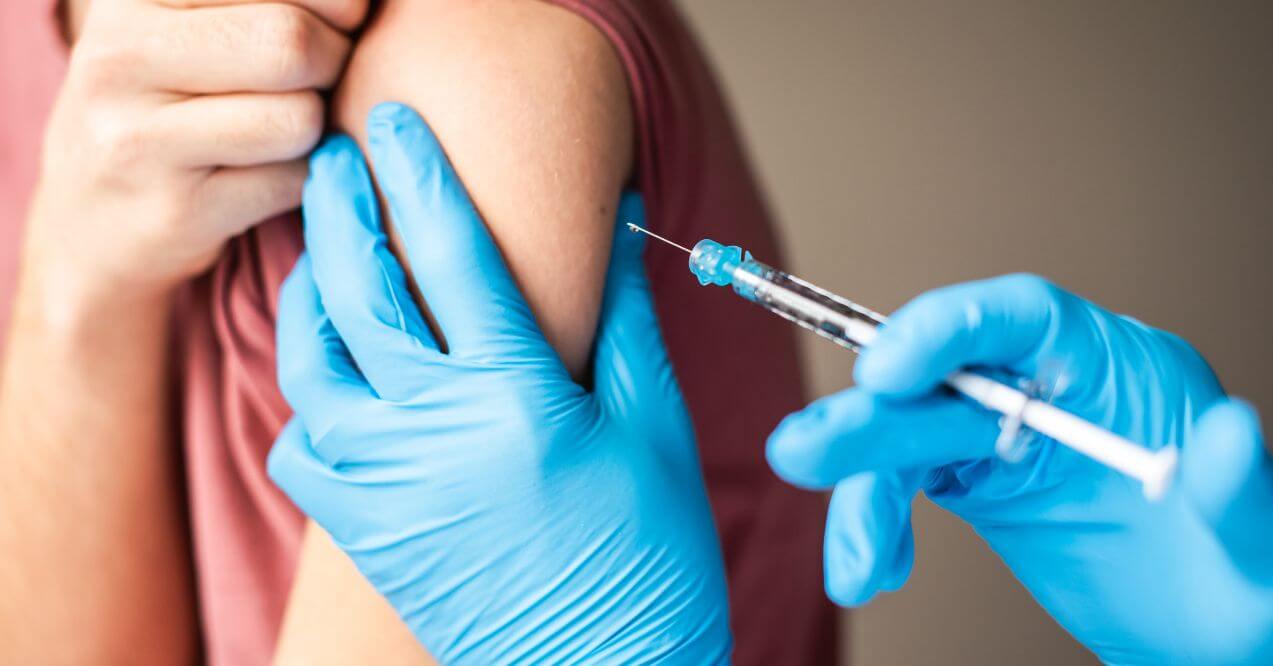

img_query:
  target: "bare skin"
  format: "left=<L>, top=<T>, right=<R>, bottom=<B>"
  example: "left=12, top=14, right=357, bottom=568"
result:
left=272, top=1, right=633, bottom=663
left=0, top=0, right=365, bottom=662
left=9, top=1, right=628, bottom=663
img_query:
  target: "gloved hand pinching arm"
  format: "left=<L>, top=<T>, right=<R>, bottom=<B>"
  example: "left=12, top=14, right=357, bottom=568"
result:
left=767, top=274, right=1273, bottom=663
left=267, top=103, right=730, bottom=664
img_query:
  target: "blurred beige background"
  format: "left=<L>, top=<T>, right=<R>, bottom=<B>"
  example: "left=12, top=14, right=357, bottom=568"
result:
left=676, top=1, right=1273, bottom=664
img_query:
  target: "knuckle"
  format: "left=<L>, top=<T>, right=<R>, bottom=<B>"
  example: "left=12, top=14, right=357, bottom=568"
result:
left=1001, top=272, right=1057, bottom=302
left=323, top=0, right=372, bottom=31
left=87, top=112, right=150, bottom=167
left=142, top=191, right=190, bottom=237
left=259, top=5, right=321, bottom=85
left=71, top=45, right=136, bottom=93
left=348, top=0, right=373, bottom=24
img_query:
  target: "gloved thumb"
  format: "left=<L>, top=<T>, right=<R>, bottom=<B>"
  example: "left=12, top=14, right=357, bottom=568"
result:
left=267, top=418, right=357, bottom=546
left=1180, top=398, right=1273, bottom=584
left=594, top=194, right=686, bottom=426
left=821, top=470, right=925, bottom=607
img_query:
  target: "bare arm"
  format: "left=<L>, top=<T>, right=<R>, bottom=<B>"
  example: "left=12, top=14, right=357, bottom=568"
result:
left=1, top=0, right=190, bottom=657
left=0, top=277, right=197, bottom=664
left=272, top=1, right=633, bottom=662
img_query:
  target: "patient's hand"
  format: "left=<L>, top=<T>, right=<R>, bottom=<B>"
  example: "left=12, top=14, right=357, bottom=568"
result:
left=29, top=0, right=366, bottom=306
left=272, top=2, right=633, bottom=663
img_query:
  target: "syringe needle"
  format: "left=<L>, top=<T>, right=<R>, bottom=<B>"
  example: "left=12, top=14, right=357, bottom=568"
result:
left=626, top=223, right=693, bottom=254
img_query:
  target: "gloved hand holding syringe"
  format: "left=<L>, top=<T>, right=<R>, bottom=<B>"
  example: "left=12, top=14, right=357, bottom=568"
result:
left=627, top=224, right=1179, bottom=500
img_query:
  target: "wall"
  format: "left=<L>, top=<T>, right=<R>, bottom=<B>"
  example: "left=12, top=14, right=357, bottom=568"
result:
left=675, top=1, right=1273, bottom=663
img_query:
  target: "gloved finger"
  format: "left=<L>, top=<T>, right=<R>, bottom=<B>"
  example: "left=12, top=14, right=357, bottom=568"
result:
left=276, top=253, right=376, bottom=440
left=365, top=103, right=556, bottom=364
left=854, top=274, right=1107, bottom=399
left=1181, top=398, right=1273, bottom=584
left=267, top=418, right=362, bottom=546
left=303, top=134, right=440, bottom=399
left=823, top=470, right=925, bottom=607
left=595, top=195, right=693, bottom=442
left=767, top=388, right=997, bottom=490
left=268, top=417, right=433, bottom=549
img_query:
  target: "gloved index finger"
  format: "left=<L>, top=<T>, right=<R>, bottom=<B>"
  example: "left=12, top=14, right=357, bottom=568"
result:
left=365, top=103, right=555, bottom=364
left=853, top=274, right=1097, bottom=399
left=594, top=194, right=695, bottom=465
left=302, top=133, right=441, bottom=401
left=766, top=387, right=998, bottom=489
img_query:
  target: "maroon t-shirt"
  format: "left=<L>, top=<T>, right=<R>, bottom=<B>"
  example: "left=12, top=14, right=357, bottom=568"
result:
left=0, top=1, right=835, bottom=664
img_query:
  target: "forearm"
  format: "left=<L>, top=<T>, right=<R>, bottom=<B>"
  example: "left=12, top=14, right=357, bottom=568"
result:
left=0, top=258, right=196, bottom=663
left=0, top=0, right=364, bottom=656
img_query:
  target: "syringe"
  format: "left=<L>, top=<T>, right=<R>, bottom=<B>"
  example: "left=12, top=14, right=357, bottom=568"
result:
left=628, top=224, right=1178, bottom=500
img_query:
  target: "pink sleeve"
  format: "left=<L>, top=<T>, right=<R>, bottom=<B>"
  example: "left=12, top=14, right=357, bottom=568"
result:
left=0, top=0, right=66, bottom=349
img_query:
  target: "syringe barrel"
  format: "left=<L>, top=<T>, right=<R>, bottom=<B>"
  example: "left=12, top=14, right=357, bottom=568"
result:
left=714, top=253, right=1177, bottom=500
left=678, top=236, right=1180, bottom=499
left=727, top=258, right=886, bottom=352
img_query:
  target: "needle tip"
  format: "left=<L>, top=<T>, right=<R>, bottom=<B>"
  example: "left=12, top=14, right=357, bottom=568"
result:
left=624, top=223, right=693, bottom=254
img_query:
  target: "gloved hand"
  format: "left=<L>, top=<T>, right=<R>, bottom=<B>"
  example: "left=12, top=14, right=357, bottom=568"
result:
left=267, top=103, right=730, bottom=664
left=767, top=274, right=1273, bottom=663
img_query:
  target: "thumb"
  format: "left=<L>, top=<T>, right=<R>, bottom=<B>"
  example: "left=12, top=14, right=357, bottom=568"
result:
left=267, top=418, right=358, bottom=545
left=1180, top=398, right=1273, bottom=584
left=822, top=470, right=925, bottom=607
left=766, top=388, right=997, bottom=490
left=595, top=193, right=683, bottom=417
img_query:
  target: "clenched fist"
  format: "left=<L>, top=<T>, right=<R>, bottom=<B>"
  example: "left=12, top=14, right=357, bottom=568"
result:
left=26, top=0, right=368, bottom=304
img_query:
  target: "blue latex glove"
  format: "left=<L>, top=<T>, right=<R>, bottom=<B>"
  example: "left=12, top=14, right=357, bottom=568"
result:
left=267, top=103, right=731, bottom=664
left=767, top=274, right=1273, bottom=663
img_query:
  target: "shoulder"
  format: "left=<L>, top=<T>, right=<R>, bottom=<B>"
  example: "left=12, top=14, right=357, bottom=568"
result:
left=334, top=0, right=633, bottom=170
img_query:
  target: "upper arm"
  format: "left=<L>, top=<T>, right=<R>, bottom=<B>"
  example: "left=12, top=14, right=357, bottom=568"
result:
left=273, top=2, right=634, bottom=662
left=337, top=0, right=632, bottom=376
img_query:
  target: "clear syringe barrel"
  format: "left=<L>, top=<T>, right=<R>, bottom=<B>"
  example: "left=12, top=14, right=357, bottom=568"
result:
left=686, top=238, right=1177, bottom=500
left=688, top=239, right=885, bottom=351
